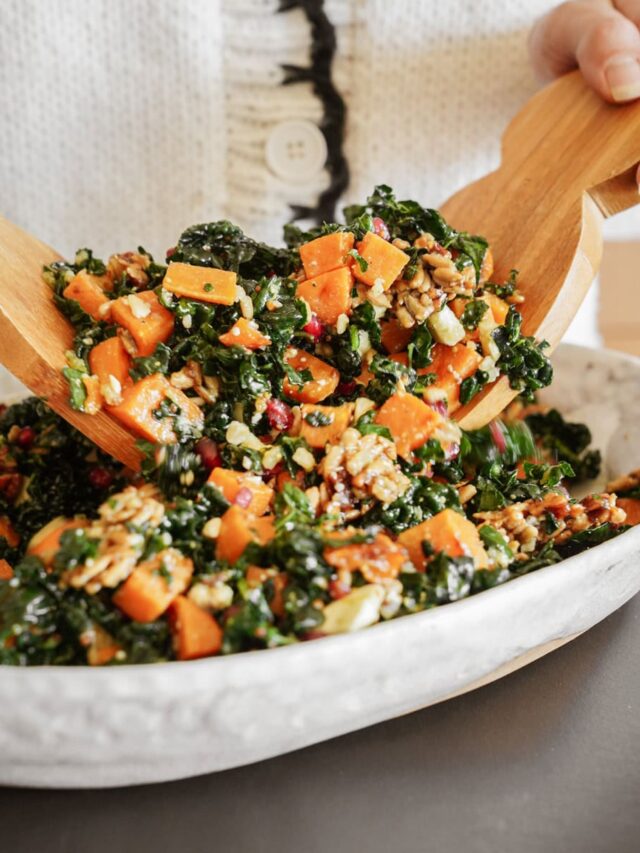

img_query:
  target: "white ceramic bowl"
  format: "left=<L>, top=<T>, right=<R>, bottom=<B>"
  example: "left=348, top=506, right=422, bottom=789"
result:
left=1, top=344, right=639, bottom=789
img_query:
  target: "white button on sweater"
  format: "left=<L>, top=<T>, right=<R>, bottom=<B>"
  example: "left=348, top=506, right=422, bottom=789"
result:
left=0, top=0, right=606, bottom=346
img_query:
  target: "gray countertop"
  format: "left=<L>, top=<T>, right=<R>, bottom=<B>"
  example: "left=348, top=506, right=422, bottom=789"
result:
left=1, top=594, right=639, bottom=853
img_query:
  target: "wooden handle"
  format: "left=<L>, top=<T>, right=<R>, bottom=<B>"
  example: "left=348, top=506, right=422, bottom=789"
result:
left=441, top=71, right=640, bottom=429
left=0, top=216, right=141, bottom=469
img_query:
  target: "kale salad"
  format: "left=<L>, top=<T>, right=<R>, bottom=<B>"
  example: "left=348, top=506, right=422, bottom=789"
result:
left=0, top=186, right=637, bottom=666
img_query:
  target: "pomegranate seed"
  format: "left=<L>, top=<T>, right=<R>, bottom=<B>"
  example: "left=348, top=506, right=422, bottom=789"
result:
left=16, top=426, right=36, bottom=450
left=166, top=247, right=176, bottom=259
left=372, top=217, right=390, bottom=241
left=88, top=467, right=114, bottom=490
left=234, top=486, right=253, bottom=509
left=196, top=437, right=222, bottom=471
left=489, top=421, right=507, bottom=454
left=428, top=400, right=448, bottom=420
left=329, top=578, right=351, bottom=600
left=303, top=314, right=324, bottom=341
left=266, top=398, right=293, bottom=431
left=337, top=380, right=357, bottom=397
left=264, top=460, right=284, bottom=477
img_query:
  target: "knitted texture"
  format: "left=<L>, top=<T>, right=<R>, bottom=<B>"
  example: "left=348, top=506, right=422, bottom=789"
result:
left=0, top=0, right=609, bottom=344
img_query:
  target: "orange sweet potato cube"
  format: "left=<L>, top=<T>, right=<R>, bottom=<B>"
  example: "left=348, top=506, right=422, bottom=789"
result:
left=169, top=595, right=223, bottom=660
left=218, top=318, right=271, bottom=349
left=63, top=270, right=111, bottom=321
left=113, top=550, right=194, bottom=623
left=283, top=349, right=340, bottom=403
left=380, top=319, right=414, bottom=354
left=421, top=343, right=483, bottom=414
left=296, top=267, right=353, bottom=326
left=109, top=373, right=204, bottom=443
left=375, top=392, right=443, bottom=458
left=299, top=403, right=353, bottom=449
left=398, top=508, right=489, bottom=571
left=299, top=231, right=355, bottom=278
left=215, top=505, right=275, bottom=563
left=352, top=232, right=409, bottom=289
left=110, top=290, right=175, bottom=357
left=618, top=497, right=640, bottom=526
left=89, top=336, right=133, bottom=401
left=207, top=468, right=274, bottom=515
left=162, top=262, right=238, bottom=305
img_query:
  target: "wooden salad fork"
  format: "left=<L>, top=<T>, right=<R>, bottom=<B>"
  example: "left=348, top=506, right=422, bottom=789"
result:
left=442, top=69, right=640, bottom=429
left=1, top=71, right=640, bottom=465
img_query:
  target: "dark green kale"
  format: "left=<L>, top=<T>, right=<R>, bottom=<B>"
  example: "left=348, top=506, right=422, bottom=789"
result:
left=170, top=220, right=297, bottom=279
left=0, top=398, right=126, bottom=547
left=407, top=324, right=434, bottom=369
left=525, top=408, right=601, bottom=480
left=129, top=342, right=172, bottom=381
left=460, top=299, right=490, bottom=330
left=492, top=307, right=553, bottom=401
left=343, top=185, right=489, bottom=282
left=361, top=476, right=460, bottom=533
left=365, top=354, right=416, bottom=404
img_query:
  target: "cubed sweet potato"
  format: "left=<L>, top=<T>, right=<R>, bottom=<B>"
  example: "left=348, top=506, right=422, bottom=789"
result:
left=109, top=373, right=204, bottom=443
left=283, top=349, right=340, bottom=404
left=113, top=550, right=194, bottom=623
left=163, top=262, right=238, bottom=305
left=482, top=291, right=510, bottom=325
left=110, top=290, right=175, bottom=357
left=299, top=403, right=353, bottom=449
left=63, top=270, right=111, bottom=321
left=352, top=232, right=409, bottom=289
left=215, top=505, right=275, bottom=563
left=207, top=468, right=274, bottom=515
left=218, top=318, right=271, bottom=350
left=169, top=595, right=223, bottom=660
left=375, top=392, right=444, bottom=458
left=27, top=517, right=87, bottom=566
left=398, top=508, right=489, bottom=571
left=381, top=319, right=414, bottom=354
left=619, top=497, right=640, bottom=526
left=89, top=336, right=133, bottom=402
left=421, top=343, right=483, bottom=413
left=296, top=267, right=353, bottom=326
left=299, top=231, right=355, bottom=278
left=0, top=559, right=13, bottom=580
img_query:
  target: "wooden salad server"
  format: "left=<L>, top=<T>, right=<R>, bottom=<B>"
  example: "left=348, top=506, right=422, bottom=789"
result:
left=442, top=69, right=640, bottom=430
left=0, top=222, right=142, bottom=469
left=0, top=71, right=639, bottom=467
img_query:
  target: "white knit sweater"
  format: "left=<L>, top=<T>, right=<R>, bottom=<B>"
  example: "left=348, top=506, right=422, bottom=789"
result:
left=1, top=0, right=614, bottom=346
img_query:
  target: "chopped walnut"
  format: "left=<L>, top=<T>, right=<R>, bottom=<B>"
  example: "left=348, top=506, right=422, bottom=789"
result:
left=107, top=251, right=151, bottom=289
left=475, top=491, right=626, bottom=559
left=170, top=360, right=219, bottom=405
left=62, top=485, right=166, bottom=594
left=318, top=428, right=410, bottom=520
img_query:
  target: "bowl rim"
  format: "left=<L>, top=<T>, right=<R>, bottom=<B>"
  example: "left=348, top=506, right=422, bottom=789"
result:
left=1, top=342, right=639, bottom=677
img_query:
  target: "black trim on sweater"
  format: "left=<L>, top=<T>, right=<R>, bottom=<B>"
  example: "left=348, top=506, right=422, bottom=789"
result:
left=278, top=0, right=349, bottom=224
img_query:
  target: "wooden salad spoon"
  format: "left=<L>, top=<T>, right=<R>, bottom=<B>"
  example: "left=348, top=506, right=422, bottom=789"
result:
left=0, top=71, right=639, bottom=466
left=442, top=69, right=640, bottom=429
left=0, top=225, right=143, bottom=469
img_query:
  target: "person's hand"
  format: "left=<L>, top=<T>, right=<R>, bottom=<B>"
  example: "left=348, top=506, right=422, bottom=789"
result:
left=530, top=1, right=640, bottom=102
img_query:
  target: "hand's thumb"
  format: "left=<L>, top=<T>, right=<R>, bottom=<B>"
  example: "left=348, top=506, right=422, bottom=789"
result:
left=529, top=2, right=640, bottom=102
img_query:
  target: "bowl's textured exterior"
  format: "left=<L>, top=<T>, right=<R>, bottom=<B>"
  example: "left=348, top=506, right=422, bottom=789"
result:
left=0, top=344, right=639, bottom=788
